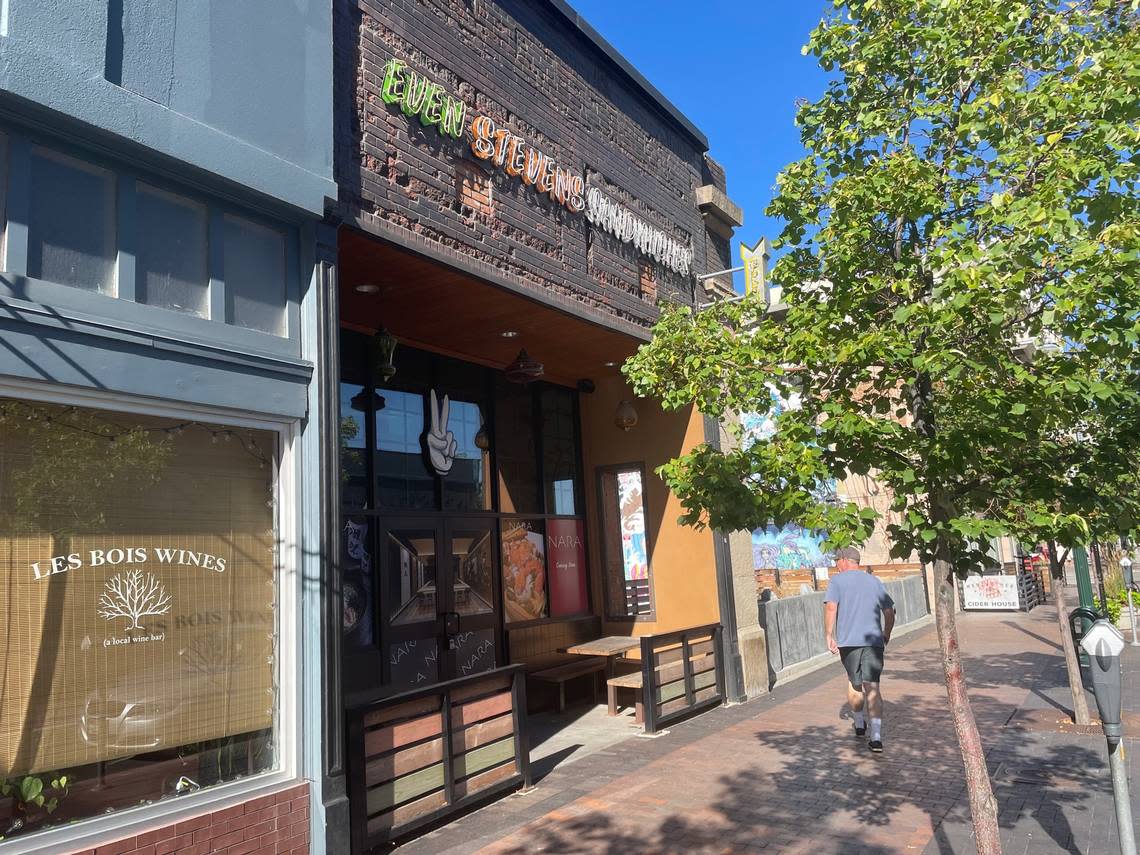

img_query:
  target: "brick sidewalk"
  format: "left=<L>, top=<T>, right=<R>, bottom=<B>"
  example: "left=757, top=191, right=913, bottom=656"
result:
left=394, top=605, right=1136, bottom=854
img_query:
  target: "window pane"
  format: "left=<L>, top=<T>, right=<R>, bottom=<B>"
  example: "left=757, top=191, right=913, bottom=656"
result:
left=502, top=519, right=547, bottom=623
left=375, top=390, right=436, bottom=510
left=541, top=387, right=580, bottom=515
left=451, top=528, right=494, bottom=617
left=441, top=398, right=490, bottom=512
left=547, top=519, right=588, bottom=617
left=341, top=517, right=375, bottom=651
left=339, top=383, right=369, bottom=512
left=28, top=148, right=116, bottom=294
left=386, top=529, right=437, bottom=626
left=136, top=184, right=208, bottom=317
left=495, top=381, right=539, bottom=514
left=0, top=399, right=278, bottom=841
left=223, top=214, right=286, bottom=335
left=600, top=467, right=652, bottom=617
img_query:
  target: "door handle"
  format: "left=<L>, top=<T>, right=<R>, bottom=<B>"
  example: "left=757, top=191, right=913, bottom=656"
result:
left=443, top=611, right=460, bottom=636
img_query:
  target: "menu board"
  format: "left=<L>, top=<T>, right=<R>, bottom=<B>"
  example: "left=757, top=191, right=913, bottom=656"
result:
left=501, top=520, right=547, bottom=622
left=547, top=520, right=587, bottom=617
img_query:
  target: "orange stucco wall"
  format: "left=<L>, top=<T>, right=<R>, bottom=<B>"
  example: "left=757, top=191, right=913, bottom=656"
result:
left=580, top=375, right=720, bottom=637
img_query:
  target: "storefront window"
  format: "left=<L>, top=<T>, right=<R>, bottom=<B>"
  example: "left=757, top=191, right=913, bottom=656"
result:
left=341, top=517, right=374, bottom=650
left=541, top=387, right=580, bottom=515
left=599, top=465, right=654, bottom=618
left=495, top=381, right=539, bottom=514
left=501, top=519, right=548, bottom=623
left=0, top=399, right=280, bottom=842
left=375, top=390, right=436, bottom=511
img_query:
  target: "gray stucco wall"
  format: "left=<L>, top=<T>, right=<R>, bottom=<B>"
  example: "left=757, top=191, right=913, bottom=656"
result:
left=759, top=575, right=931, bottom=683
left=0, top=0, right=335, bottom=214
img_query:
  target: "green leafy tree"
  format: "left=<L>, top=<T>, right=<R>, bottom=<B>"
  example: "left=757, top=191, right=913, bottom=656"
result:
left=626, top=2, right=1139, bottom=851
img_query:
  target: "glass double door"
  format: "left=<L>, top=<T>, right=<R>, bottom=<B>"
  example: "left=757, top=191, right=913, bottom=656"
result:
left=381, top=517, right=500, bottom=691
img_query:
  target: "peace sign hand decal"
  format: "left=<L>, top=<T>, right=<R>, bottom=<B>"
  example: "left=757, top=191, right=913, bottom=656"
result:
left=426, top=389, right=458, bottom=476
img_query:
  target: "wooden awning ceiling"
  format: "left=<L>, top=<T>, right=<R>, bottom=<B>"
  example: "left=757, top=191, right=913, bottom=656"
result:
left=337, top=228, right=645, bottom=387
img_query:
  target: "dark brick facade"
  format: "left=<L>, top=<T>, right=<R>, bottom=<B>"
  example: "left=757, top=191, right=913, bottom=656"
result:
left=332, top=0, right=729, bottom=329
left=63, top=783, right=309, bottom=855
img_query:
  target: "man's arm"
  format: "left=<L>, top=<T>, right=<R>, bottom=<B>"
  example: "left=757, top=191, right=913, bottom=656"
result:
left=882, top=607, right=896, bottom=645
left=825, top=601, right=839, bottom=654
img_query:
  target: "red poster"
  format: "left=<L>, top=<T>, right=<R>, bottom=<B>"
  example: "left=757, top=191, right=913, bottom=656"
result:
left=547, top=520, right=588, bottom=617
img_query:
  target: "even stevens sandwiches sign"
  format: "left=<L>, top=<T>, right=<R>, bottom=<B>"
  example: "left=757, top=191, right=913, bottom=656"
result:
left=381, top=58, right=694, bottom=277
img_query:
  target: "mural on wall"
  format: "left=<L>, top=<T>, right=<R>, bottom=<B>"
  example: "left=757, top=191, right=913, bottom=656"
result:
left=752, top=525, right=834, bottom=571
left=743, top=390, right=839, bottom=572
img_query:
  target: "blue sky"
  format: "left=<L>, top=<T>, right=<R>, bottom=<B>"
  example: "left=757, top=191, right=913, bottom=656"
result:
left=570, top=1, right=833, bottom=283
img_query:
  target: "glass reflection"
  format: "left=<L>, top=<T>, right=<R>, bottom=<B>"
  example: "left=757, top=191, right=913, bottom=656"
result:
left=375, top=391, right=435, bottom=510
left=442, top=400, right=490, bottom=512
left=387, top=530, right=437, bottom=625
left=339, top=383, right=368, bottom=511
left=452, top=629, right=496, bottom=677
left=451, top=530, right=494, bottom=616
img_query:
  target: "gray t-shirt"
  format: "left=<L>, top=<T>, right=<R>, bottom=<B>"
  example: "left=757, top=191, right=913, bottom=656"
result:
left=825, top=570, right=895, bottom=648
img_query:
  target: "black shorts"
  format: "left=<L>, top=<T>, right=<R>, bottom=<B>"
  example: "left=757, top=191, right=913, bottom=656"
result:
left=840, top=645, right=884, bottom=688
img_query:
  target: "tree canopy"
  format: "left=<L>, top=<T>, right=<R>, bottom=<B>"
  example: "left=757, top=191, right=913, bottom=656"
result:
left=626, top=0, right=1140, bottom=570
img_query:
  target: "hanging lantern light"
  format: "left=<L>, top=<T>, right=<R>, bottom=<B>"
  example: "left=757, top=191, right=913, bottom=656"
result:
left=473, top=423, right=490, bottom=451
left=614, top=399, right=638, bottom=431
left=371, top=328, right=398, bottom=384
left=504, top=348, right=544, bottom=384
left=350, top=389, right=386, bottom=413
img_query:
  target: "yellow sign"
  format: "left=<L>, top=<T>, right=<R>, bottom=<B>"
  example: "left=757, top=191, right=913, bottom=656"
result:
left=741, top=238, right=771, bottom=297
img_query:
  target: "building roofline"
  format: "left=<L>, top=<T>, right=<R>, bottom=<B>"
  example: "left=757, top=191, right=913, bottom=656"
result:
left=541, top=0, right=711, bottom=151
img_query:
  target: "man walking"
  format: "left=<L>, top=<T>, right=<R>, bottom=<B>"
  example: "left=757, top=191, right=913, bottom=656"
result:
left=824, top=547, right=895, bottom=753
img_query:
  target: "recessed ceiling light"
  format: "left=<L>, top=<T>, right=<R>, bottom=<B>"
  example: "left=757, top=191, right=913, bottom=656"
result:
left=354, top=284, right=381, bottom=294
left=501, top=331, right=520, bottom=339
left=604, top=361, right=618, bottom=367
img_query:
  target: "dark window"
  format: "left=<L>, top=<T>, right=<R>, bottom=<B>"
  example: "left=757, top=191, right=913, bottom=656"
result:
left=223, top=214, right=286, bottom=335
left=495, top=379, right=539, bottom=514
left=135, top=183, right=208, bottom=317
left=28, top=148, right=116, bottom=293
left=541, top=387, right=580, bottom=515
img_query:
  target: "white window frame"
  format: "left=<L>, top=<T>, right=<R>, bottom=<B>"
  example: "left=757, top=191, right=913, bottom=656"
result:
left=0, top=377, right=303, bottom=855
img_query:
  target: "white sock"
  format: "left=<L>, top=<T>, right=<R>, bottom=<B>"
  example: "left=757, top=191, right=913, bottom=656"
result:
left=871, top=718, right=882, bottom=741
left=854, top=711, right=865, bottom=728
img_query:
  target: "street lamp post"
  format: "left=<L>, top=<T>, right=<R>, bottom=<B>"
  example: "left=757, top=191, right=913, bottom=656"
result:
left=1122, top=557, right=1139, bottom=647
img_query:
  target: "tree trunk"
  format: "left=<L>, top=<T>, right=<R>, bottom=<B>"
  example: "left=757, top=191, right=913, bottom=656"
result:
left=1048, top=543, right=1090, bottom=725
left=933, top=553, right=1002, bottom=854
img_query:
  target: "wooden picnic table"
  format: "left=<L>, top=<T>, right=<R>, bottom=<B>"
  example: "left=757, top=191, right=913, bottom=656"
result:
left=565, top=636, right=639, bottom=678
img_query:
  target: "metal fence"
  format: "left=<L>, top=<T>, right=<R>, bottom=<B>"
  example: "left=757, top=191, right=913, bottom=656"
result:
left=759, top=574, right=930, bottom=683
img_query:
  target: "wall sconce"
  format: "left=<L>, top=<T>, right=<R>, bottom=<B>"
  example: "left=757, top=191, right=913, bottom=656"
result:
left=474, top=423, right=490, bottom=451
left=371, top=328, right=398, bottom=383
left=614, top=399, right=638, bottom=431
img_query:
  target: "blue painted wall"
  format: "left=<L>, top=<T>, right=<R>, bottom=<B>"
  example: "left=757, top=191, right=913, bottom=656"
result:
left=0, top=0, right=335, bottom=214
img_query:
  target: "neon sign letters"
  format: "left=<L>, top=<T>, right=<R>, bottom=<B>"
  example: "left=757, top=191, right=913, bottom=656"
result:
left=379, top=57, right=693, bottom=275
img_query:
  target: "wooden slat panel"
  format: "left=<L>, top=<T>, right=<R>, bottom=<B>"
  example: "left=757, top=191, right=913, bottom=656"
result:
left=690, top=651, right=717, bottom=676
left=654, top=651, right=716, bottom=685
left=451, top=712, right=514, bottom=754
left=653, top=668, right=716, bottom=703
left=450, top=672, right=512, bottom=704
left=365, top=762, right=445, bottom=815
left=363, top=695, right=440, bottom=729
left=452, top=689, right=513, bottom=727
left=454, top=760, right=517, bottom=800
left=366, top=789, right=449, bottom=835
left=364, top=712, right=443, bottom=757
left=453, top=736, right=516, bottom=779
left=365, top=738, right=444, bottom=787
left=652, top=638, right=714, bottom=668
left=657, top=685, right=720, bottom=718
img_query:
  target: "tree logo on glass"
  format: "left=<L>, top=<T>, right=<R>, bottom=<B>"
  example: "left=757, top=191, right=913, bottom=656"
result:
left=98, top=569, right=172, bottom=630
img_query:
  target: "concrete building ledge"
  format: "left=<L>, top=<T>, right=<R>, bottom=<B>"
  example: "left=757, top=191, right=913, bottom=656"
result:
left=696, top=184, right=744, bottom=238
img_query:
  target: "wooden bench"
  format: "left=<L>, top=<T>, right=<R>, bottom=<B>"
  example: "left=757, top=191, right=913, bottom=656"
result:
left=606, top=672, right=644, bottom=723
left=528, top=656, right=606, bottom=712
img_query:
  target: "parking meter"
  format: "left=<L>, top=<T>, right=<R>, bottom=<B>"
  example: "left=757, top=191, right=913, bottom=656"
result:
left=1123, top=556, right=1134, bottom=588
left=1080, top=620, right=1125, bottom=743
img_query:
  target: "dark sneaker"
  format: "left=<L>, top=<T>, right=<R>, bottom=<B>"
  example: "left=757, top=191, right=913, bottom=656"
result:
left=853, top=722, right=866, bottom=737
left=868, top=739, right=883, bottom=753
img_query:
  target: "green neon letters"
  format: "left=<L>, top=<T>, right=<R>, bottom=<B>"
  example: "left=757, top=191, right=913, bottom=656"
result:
left=382, top=59, right=465, bottom=139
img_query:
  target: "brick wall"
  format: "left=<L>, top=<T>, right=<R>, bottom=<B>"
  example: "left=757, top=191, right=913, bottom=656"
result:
left=66, top=783, right=309, bottom=855
left=333, top=0, right=717, bottom=329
